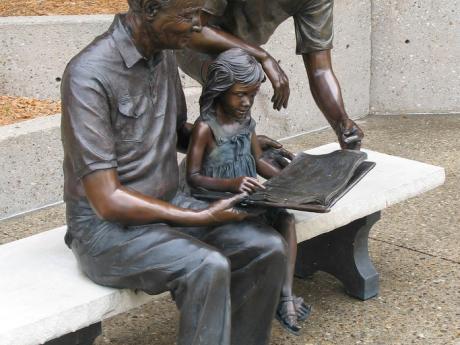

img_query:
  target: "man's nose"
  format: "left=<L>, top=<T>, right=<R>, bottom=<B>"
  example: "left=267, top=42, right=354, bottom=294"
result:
left=191, top=10, right=202, bottom=33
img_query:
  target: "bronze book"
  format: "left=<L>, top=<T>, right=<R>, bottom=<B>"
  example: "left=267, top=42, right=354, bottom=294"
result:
left=193, top=150, right=375, bottom=213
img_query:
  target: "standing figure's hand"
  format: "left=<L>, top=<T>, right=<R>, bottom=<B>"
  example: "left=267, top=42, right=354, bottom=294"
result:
left=257, top=135, right=295, bottom=169
left=260, top=55, right=290, bottom=111
left=335, top=119, right=364, bottom=150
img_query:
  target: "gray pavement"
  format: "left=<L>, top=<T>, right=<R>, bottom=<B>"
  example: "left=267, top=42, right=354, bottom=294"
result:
left=1, top=115, right=459, bottom=344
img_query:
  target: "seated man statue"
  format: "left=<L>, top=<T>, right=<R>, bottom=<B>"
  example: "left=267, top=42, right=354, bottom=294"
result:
left=60, top=0, right=287, bottom=344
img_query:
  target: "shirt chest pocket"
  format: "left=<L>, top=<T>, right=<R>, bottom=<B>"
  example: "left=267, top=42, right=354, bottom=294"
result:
left=116, top=95, right=151, bottom=142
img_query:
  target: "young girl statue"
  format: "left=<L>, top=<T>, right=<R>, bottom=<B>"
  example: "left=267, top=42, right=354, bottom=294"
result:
left=186, top=48, right=311, bottom=335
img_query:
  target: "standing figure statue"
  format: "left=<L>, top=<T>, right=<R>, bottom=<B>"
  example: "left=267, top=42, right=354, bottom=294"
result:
left=177, top=0, right=364, bottom=149
left=60, top=1, right=288, bottom=344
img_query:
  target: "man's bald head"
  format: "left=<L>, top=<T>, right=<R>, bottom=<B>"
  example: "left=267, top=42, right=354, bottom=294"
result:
left=128, top=0, right=169, bottom=15
left=125, top=0, right=205, bottom=53
left=128, top=0, right=205, bottom=16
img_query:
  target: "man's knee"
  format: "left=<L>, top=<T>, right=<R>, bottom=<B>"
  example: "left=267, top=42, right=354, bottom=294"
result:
left=202, top=250, right=231, bottom=277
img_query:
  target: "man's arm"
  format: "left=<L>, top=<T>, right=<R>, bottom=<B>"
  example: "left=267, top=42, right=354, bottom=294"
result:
left=82, top=168, right=248, bottom=226
left=189, top=25, right=290, bottom=111
left=303, top=50, right=363, bottom=150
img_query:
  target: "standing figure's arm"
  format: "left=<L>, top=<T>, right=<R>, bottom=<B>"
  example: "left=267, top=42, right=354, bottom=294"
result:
left=186, top=122, right=264, bottom=193
left=189, top=25, right=289, bottom=111
left=303, top=50, right=364, bottom=150
left=177, top=122, right=194, bottom=153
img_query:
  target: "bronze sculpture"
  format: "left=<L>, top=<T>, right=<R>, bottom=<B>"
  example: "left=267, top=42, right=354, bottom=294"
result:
left=177, top=0, right=364, bottom=149
left=184, top=48, right=311, bottom=335
left=60, top=1, right=289, bottom=344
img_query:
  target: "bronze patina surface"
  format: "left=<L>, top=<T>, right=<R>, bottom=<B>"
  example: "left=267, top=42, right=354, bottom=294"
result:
left=60, top=1, right=288, bottom=344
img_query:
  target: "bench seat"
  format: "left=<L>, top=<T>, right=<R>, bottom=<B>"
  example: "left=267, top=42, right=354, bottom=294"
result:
left=0, top=143, right=445, bottom=345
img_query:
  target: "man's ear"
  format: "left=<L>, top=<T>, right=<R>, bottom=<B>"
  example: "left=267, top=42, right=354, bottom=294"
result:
left=143, top=0, right=161, bottom=20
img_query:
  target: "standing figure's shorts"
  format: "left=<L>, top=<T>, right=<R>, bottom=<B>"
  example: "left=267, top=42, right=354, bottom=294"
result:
left=293, top=0, right=334, bottom=54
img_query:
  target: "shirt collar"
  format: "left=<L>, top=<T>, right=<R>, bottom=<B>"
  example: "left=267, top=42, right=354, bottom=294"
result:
left=110, top=14, right=144, bottom=69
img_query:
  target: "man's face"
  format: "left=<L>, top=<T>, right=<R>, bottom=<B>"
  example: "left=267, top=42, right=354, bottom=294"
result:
left=218, top=83, right=261, bottom=121
left=148, top=0, right=205, bottom=50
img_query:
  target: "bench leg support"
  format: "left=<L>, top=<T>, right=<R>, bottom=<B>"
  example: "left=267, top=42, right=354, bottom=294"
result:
left=295, top=212, right=381, bottom=300
left=44, top=322, right=102, bottom=345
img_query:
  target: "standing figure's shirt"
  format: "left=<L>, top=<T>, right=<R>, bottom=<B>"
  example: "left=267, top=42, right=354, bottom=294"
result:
left=204, top=0, right=333, bottom=53
left=177, top=0, right=334, bottom=83
left=61, top=14, right=187, bottom=219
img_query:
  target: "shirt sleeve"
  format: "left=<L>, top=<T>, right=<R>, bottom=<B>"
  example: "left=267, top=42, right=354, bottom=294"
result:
left=61, top=64, right=117, bottom=179
left=293, top=0, right=334, bottom=54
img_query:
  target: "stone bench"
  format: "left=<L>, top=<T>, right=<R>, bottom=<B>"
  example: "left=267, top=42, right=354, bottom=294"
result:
left=0, top=143, right=445, bottom=345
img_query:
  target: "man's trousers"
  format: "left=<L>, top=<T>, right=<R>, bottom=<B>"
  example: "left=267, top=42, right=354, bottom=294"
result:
left=66, top=195, right=287, bottom=345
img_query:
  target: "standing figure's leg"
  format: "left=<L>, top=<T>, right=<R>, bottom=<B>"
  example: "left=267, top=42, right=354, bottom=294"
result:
left=201, top=220, right=287, bottom=345
left=69, top=218, right=232, bottom=345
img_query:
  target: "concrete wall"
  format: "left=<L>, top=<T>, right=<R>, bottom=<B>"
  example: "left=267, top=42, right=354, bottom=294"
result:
left=1, top=0, right=459, bottom=218
left=370, top=0, right=460, bottom=115
left=0, top=16, right=113, bottom=100
left=0, top=1, right=372, bottom=218
left=0, top=0, right=371, bottom=137
left=0, top=116, right=62, bottom=219
left=246, top=0, right=372, bottom=138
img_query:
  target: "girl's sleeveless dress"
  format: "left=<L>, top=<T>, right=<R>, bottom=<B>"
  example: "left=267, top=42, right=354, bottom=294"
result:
left=200, top=114, right=257, bottom=179
left=193, top=112, right=286, bottom=223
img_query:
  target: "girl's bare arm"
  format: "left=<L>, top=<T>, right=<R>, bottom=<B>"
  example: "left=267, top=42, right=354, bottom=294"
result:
left=187, top=122, right=264, bottom=193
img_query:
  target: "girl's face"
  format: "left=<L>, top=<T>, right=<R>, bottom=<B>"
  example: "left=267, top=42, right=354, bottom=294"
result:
left=218, top=82, right=261, bottom=121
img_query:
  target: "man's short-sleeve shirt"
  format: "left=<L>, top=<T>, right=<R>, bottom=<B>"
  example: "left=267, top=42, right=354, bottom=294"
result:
left=61, top=14, right=187, bottom=215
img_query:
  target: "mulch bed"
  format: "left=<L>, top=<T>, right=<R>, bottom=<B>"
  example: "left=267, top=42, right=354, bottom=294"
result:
left=1, top=1, right=128, bottom=125
left=0, top=1, right=127, bottom=16
left=0, top=96, right=61, bottom=126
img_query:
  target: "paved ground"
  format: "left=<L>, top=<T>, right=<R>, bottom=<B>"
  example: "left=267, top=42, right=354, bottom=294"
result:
left=1, top=115, right=459, bottom=344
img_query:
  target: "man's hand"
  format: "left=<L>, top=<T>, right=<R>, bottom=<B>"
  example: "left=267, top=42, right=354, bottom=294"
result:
left=202, top=193, right=252, bottom=223
left=257, top=135, right=295, bottom=169
left=260, top=55, right=290, bottom=111
left=334, top=118, right=364, bottom=150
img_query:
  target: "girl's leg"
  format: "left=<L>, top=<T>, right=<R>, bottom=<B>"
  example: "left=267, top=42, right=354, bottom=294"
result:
left=274, top=212, right=297, bottom=298
left=273, top=212, right=301, bottom=335
left=274, top=212, right=312, bottom=329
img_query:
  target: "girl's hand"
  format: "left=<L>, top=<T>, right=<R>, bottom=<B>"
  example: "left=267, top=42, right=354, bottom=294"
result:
left=229, top=177, right=265, bottom=193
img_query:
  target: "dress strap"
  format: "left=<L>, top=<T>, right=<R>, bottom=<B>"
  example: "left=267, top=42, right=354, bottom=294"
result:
left=200, top=111, right=256, bottom=146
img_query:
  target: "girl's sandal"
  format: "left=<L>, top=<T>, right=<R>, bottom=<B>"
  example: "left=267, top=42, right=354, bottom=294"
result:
left=275, top=296, right=301, bottom=336
left=293, top=295, right=312, bottom=322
